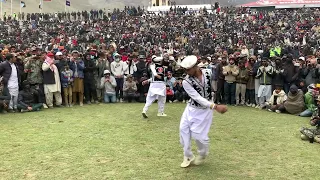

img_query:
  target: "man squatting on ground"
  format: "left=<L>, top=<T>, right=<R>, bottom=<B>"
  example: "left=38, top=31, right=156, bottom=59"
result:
left=179, top=55, right=228, bottom=168
left=141, top=55, right=167, bottom=118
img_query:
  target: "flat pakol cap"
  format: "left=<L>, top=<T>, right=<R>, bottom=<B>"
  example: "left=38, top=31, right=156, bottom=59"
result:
left=180, top=55, right=197, bottom=69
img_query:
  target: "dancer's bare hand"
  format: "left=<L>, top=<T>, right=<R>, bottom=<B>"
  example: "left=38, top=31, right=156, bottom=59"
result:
left=142, top=80, right=149, bottom=86
left=215, top=105, right=228, bottom=114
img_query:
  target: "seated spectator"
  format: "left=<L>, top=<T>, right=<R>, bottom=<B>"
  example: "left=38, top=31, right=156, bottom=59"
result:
left=300, top=95, right=320, bottom=143
left=300, top=84, right=318, bottom=117
left=123, top=74, right=137, bottom=103
left=100, top=70, right=117, bottom=103
left=267, top=86, right=287, bottom=113
left=61, top=64, right=74, bottom=107
left=282, top=85, right=305, bottom=115
left=17, top=80, right=43, bottom=112
left=166, top=85, right=174, bottom=103
left=0, top=76, right=10, bottom=113
left=174, top=77, right=189, bottom=103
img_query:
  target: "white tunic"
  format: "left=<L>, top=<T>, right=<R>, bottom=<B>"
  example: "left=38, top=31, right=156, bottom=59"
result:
left=147, top=64, right=166, bottom=97
left=7, top=63, right=19, bottom=96
left=42, top=63, right=61, bottom=94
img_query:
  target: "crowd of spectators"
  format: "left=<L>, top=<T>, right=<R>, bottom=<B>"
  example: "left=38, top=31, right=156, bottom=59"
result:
left=0, top=5, right=320, bottom=133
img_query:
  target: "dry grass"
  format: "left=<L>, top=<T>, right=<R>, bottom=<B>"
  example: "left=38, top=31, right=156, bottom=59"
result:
left=0, top=103, right=319, bottom=180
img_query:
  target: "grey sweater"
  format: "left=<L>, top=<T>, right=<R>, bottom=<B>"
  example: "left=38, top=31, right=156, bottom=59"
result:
left=100, top=76, right=117, bottom=94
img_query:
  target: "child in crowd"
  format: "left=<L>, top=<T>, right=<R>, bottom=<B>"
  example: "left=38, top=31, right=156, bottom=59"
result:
left=267, top=86, right=287, bottom=113
left=61, top=64, right=74, bottom=107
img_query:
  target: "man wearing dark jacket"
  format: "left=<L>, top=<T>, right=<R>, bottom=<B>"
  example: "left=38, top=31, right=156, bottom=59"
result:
left=17, top=80, right=43, bottom=112
left=83, top=53, right=98, bottom=104
left=282, top=55, right=299, bottom=93
left=0, top=53, right=20, bottom=112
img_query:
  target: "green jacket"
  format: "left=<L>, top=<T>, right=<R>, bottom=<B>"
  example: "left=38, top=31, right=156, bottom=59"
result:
left=305, top=92, right=317, bottom=112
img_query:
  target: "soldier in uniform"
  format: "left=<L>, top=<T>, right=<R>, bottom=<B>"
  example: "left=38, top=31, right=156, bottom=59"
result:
left=179, top=55, right=227, bottom=168
left=141, top=55, right=167, bottom=118
left=24, top=48, right=47, bottom=108
left=300, top=95, right=320, bottom=143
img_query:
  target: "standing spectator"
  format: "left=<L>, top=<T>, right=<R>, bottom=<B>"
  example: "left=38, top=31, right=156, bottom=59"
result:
left=272, top=58, right=284, bottom=90
left=164, top=71, right=176, bottom=92
left=256, top=58, right=274, bottom=109
left=223, top=57, right=239, bottom=105
left=61, top=64, right=74, bottom=107
left=42, top=52, right=62, bottom=108
left=111, top=53, right=127, bottom=102
left=303, top=58, right=318, bottom=87
left=123, top=74, right=137, bottom=102
left=0, top=53, right=20, bottom=112
left=124, top=55, right=137, bottom=76
left=209, top=58, right=218, bottom=102
left=69, top=50, right=85, bottom=106
left=283, top=55, right=299, bottom=93
left=235, top=60, right=248, bottom=106
left=174, top=77, right=188, bottom=103
left=95, top=53, right=108, bottom=102
left=100, top=70, right=117, bottom=103
left=216, top=57, right=226, bottom=104
left=24, top=49, right=46, bottom=109
left=246, top=56, right=256, bottom=107
left=83, top=53, right=98, bottom=104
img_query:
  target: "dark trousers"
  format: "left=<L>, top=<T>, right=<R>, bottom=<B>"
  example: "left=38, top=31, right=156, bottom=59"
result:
left=283, top=83, right=292, bottom=94
left=115, top=78, right=124, bottom=99
left=166, top=95, right=174, bottom=102
left=224, top=82, right=236, bottom=105
left=84, top=81, right=97, bottom=102
left=216, top=79, right=225, bottom=104
left=17, top=103, right=43, bottom=111
left=0, top=100, right=8, bottom=112
left=31, top=84, right=45, bottom=104
left=175, top=91, right=189, bottom=101
left=124, top=93, right=135, bottom=103
left=246, top=89, right=255, bottom=104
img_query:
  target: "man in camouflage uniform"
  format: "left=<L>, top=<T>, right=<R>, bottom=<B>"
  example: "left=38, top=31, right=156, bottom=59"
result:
left=24, top=48, right=47, bottom=108
left=300, top=96, right=320, bottom=143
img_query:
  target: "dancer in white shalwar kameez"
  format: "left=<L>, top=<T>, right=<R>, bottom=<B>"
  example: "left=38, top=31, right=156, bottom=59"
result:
left=179, top=55, right=228, bottom=168
left=141, top=55, right=167, bottom=118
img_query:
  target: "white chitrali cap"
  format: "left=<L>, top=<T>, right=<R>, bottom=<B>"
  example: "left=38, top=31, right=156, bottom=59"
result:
left=180, top=55, right=198, bottom=69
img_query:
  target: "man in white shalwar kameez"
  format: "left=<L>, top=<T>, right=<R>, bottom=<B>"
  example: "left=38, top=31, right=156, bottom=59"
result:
left=42, top=53, right=62, bottom=108
left=179, top=55, right=227, bottom=168
left=141, top=55, right=167, bottom=118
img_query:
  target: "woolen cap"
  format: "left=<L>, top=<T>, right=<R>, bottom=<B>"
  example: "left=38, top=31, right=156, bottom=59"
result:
left=180, top=55, right=197, bottom=69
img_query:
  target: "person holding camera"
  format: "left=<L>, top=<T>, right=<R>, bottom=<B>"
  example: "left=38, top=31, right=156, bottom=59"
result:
left=100, top=70, right=117, bottom=103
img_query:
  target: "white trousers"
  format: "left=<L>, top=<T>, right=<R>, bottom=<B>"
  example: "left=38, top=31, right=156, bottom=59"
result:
left=180, top=105, right=213, bottom=158
left=142, top=94, right=166, bottom=113
left=45, top=92, right=62, bottom=107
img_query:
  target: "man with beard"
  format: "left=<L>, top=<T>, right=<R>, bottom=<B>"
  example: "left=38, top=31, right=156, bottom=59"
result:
left=141, top=55, right=167, bottom=118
